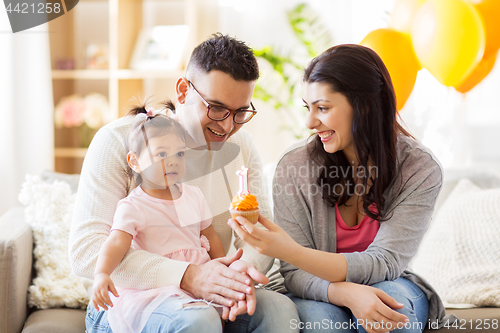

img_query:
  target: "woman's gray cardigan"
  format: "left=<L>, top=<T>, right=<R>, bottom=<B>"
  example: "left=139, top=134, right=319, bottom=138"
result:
left=274, top=134, right=457, bottom=328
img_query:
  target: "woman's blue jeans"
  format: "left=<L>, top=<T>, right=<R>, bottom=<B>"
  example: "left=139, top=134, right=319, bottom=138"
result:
left=85, top=287, right=300, bottom=333
left=288, top=277, right=429, bottom=333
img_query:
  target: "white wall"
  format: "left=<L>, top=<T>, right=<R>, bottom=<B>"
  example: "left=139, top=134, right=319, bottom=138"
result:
left=0, top=13, right=54, bottom=216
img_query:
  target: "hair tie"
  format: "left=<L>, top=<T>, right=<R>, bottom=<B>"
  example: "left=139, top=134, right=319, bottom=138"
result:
left=145, top=106, right=169, bottom=118
left=146, top=106, right=155, bottom=118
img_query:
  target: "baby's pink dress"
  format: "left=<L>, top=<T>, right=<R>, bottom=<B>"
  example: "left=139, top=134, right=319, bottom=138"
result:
left=106, top=184, right=213, bottom=333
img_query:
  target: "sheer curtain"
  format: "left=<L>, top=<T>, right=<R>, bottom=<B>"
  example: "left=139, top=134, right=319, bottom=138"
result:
left=0, top=11, right=54, bottom=216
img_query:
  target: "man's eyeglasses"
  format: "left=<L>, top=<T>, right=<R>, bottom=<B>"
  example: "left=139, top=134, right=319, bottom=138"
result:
left=187, top=79, right=257, bottom=124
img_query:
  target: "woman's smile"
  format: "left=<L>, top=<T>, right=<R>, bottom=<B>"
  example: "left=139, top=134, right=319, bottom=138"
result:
left=318, top=130, right=335, bottom=142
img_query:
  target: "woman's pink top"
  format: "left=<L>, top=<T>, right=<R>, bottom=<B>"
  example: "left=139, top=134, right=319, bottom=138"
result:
left=335, top=203, right=380, bottom=253
left=107, top=184, right=213, bottom=333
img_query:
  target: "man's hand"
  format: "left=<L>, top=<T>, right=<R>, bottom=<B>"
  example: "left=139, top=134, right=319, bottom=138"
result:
left=92, top=273, right=119, bottom=311
left=180, top=249, right=252, bottom=308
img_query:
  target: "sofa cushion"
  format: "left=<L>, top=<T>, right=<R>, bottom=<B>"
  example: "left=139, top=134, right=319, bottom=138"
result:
left=41, top=170, right=80, bottom=193
left=412, top=178, right=500, bottom=307
left=18, top=175, right=88, bottom=309
left=22, top=309, right=86, bottom=333
left=435, top=168, right=500, bottom=212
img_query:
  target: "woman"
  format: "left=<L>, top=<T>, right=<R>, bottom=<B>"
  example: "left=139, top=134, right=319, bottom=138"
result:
left=228, top=44, right=456, bottom=333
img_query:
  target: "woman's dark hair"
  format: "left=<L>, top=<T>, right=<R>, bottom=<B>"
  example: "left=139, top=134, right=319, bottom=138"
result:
left=186, top=33, right=259, bottom=81
left=125, top=100, right=186, bottom=179
left=305, top=44, right=412, bottom=221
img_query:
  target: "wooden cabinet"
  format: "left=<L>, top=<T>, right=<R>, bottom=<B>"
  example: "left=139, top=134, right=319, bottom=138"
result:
left=49, top=0, right=197, bottom=173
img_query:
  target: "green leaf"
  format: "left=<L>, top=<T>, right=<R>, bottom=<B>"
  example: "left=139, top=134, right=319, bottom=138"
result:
left=253, top=85, right=274, bottom=102
left=287, top=3, right=333, bottom=58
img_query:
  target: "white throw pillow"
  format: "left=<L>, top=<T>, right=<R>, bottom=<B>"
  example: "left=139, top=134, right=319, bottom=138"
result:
left=18, top=175, right=88, bottom=309
left=411, top=178, right=500, bottom=307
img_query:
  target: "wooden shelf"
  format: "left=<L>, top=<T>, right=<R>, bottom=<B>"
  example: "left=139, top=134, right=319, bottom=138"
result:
left=49, top=0, right=196, bottom=173
left=52, top=69, right=184, bottom=80
left=116, top=69, right=184, bottom=80
left=52, top=70, right=110, bottom=79
left=54, top=147, right=88, bottom=158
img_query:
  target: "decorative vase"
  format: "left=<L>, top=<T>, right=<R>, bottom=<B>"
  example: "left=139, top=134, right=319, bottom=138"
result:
left=77, top=123, right=98, bottom=148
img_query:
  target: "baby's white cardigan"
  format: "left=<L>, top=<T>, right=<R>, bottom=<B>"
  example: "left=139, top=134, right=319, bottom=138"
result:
left=69, top=115, right=274, bottom=290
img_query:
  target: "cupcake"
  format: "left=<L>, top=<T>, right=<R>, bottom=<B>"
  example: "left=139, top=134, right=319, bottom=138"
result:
left=229, top=193, right=260, bottom=224
left=229, top=166, right=260, bottom=224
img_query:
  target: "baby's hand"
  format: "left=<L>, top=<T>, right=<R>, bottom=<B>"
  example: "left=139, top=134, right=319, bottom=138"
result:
left=92, top=273, right=119, bottom=311
left=224, top=264, right=252, bottom=321
left=228, top=298, right=247, bottom=321
left=221, top=298, right=247, bottom=321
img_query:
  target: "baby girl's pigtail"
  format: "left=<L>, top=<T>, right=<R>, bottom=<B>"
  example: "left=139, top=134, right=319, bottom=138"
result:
left=161, top=99, right=176, bottom=113
left=128, top=104, right=148, bottom=116
left=128, top=95, right=153, bottom=116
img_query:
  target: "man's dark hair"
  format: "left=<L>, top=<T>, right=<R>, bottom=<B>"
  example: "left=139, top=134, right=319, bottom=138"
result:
left=187, top=33, right=259, bottom=81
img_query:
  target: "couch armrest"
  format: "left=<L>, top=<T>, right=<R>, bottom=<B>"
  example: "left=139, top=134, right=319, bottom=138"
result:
left=0, top=207, right=32, bottom=333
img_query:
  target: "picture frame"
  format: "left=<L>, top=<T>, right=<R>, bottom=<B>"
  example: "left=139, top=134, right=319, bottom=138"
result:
left=129, top=25, right=190, bottom=71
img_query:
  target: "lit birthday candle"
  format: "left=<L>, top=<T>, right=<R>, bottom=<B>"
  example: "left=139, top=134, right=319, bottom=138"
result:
left=236, top=166, right=250, bottom=196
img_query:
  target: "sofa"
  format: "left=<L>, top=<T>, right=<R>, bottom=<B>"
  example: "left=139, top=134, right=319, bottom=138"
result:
left=1, top=168, right=500, bottom=333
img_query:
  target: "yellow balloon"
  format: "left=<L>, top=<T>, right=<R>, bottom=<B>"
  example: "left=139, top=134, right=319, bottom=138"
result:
left=469, top=0, right=500, bottom=57
left=390, top=0, right=427, bottom=34
left=455, top=52, right=497, bottom=93
left=411, top=0, right=485, bottom=86
left=361, top=29, right=421, bottom=110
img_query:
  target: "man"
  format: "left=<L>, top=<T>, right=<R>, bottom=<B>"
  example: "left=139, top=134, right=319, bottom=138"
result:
left=70, top=33, right=299, bottom=332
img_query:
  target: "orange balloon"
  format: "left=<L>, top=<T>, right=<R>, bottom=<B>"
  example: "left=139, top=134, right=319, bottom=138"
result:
left=361, top=29, right=420, bottom=110
left=455, top=52, right=497, bottom=93
left=469, top=0, right=500, bottom=57
left=390, top=0, right=428, bottom=34
left=411, top=0, right=485, bottom=87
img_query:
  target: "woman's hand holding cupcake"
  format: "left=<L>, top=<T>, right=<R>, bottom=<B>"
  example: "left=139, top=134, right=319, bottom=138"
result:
left=228, top=166, right=301, bottom=260
left=228, top=214, right=300, bottom=262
